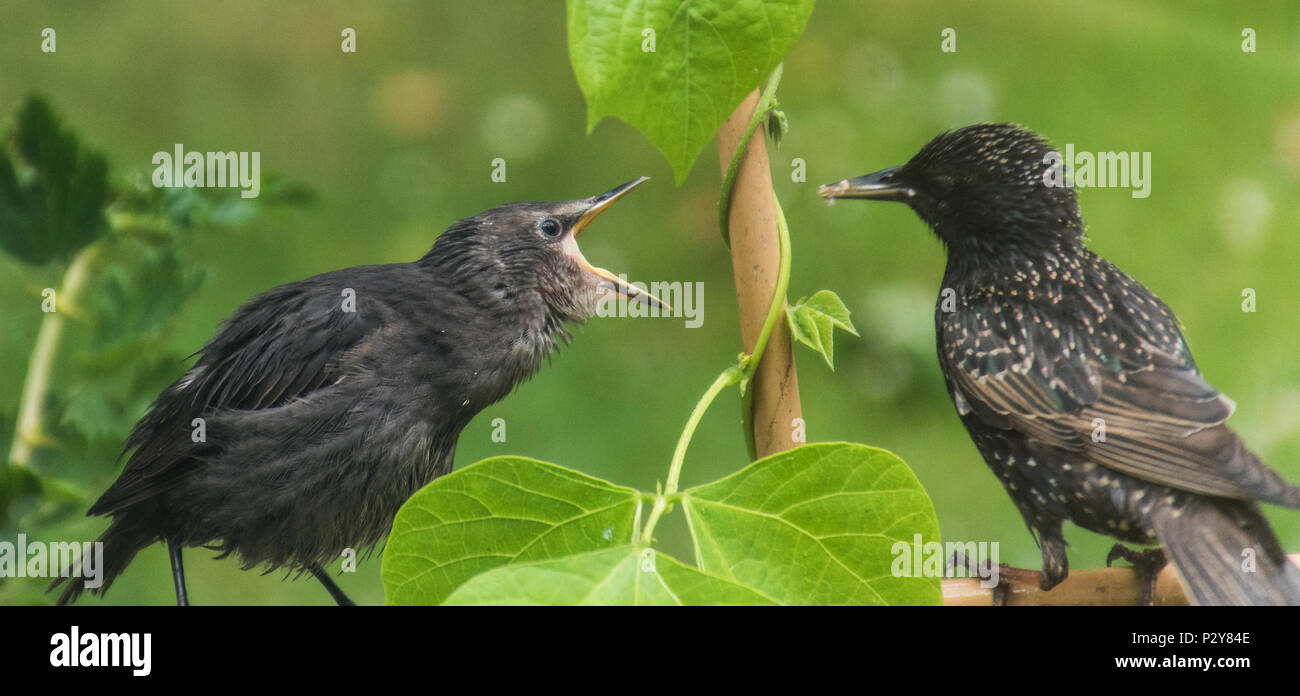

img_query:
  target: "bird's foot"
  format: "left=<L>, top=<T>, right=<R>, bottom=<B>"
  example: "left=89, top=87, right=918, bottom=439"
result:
left=1106, top=544, right=1167, bottom=606
left=948, top=551, right=1010, bottom=605
left=946, top=550, right=993, bottom=581
left=991, top=564, right=1050, bottom=605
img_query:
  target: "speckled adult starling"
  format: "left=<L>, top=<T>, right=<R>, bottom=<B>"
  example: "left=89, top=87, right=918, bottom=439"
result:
left=820, top=124, right=1300, bottom=605
left=51, top=177, right=663, bottom=605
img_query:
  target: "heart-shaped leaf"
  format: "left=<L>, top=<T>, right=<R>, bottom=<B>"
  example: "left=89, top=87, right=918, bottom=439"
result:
left=683, top=442, right=942, bottom=605
left=567, top=0, right=814, bottom=183
left=444, top=545, right=777, bottom=605
left=383, top=456, right=642, bottom=605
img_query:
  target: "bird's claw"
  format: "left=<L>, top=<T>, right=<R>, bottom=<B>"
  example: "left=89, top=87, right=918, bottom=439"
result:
left=1106, top=543, right=1167, bottom=606
left=948, top=550, right=1013, bottom=606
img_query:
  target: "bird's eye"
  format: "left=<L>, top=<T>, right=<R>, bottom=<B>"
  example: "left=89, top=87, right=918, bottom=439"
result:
left=538, top=218, right=562, bottom=239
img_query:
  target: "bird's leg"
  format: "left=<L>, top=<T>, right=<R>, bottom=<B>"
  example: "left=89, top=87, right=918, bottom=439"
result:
left=1037, top=525, right=1069, bottom=592
left=947, top=550, right=975, bottom=577
left=947, top=549, right=1007, bottom=604
left=167, top=540, right=189, bottom=606
left=1106, top=544, right=1167, bottom=606
left=949, top=549, right=1034, bottom=605
left=310, top=565, right=356, bottom=606
left=989, top=564, right=1048, bottom=606
left=978, top=531, right=1071, bottom=606
left=992, top=574, right=1010, bottom=607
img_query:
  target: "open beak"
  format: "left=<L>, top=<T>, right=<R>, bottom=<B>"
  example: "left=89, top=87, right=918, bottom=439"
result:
left=818, top=166, right=916, bottom=203
left=567, top=176, right=671, bottom=311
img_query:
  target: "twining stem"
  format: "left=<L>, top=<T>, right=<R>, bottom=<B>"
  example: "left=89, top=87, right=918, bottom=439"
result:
left=7, top=242, right=101, bottom=470
left=718, top=63, right=783, bottom=249
left=641, top=68, right=797, bottom=544
left=741, top=194, right=792, bottom=386
left=736, top=192, right=792, bottom=459
left=640, top=196, right=789, bottom=543
left=640, top=366, right=741, bottom=544
left=719, top=64, right=793, bottom=460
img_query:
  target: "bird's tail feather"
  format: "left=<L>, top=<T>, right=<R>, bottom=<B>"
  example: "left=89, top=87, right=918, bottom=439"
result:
left=47, top=515, right=157, bottom=605
left=1152, top=497, right=1300, bottom=606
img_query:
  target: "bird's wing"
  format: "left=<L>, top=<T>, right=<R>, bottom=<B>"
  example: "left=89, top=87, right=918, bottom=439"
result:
left=940, top=295, right=1297, bottom=506
left=182, top=282, right=383, bottom=412
left=89, top=277, right=386, bottom=515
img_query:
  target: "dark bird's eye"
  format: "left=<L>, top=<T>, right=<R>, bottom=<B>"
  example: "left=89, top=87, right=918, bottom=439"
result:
left=538, top=218, right=562, bottom=239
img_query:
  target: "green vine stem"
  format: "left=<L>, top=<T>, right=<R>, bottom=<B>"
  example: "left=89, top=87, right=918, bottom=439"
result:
left=641, top=62, right=796, bottom=543
left=5, top=209, right=167, bottom=473
left=640, top=192, right=791, bottom=545
left=721, top=64, right=789, bottom=459
left=718, top=63, right=783, bottom=248
left=740, top=193, right=792, bottom=388
left=7, top=242, right=101, bottom=470
left=640, top=365, right=742, bottom=544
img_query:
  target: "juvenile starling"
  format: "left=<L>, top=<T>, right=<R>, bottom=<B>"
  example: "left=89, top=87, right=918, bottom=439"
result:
left=52, top=177, right=663, bottom=605
left=820, top=124, right=1300, bottom=605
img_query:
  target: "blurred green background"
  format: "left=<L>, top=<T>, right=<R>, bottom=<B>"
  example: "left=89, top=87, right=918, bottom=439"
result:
left=2, top=0, right=1298, bottom=604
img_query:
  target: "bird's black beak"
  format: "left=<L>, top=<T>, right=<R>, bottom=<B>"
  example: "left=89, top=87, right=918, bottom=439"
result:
left=566, top=176, right=671, bottom=311
left=573, top=176, right=647, bottom=236
left=818, top=166, right=916, bottom=203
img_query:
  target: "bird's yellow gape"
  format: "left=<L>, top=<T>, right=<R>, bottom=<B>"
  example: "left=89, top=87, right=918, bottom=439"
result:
left=564, top=176, right=670, bottom=312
